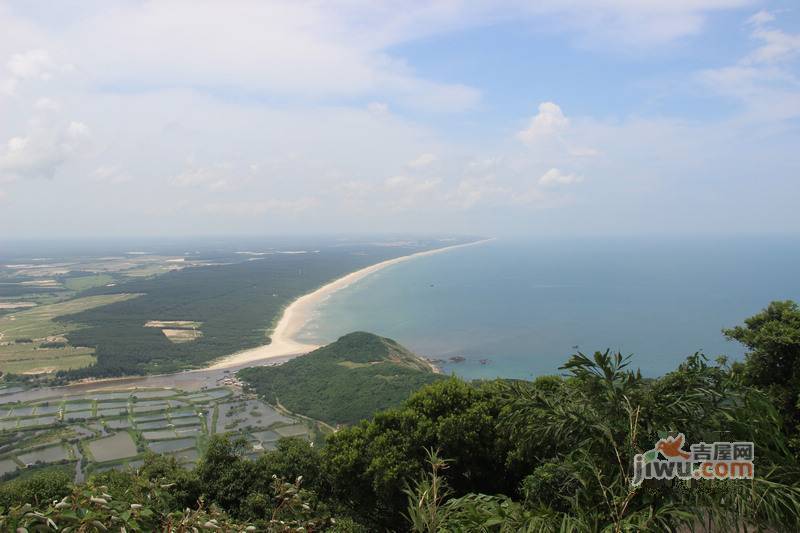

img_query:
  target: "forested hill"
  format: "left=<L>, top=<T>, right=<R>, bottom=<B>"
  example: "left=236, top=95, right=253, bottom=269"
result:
left=238, top=332, right=443, bottom=425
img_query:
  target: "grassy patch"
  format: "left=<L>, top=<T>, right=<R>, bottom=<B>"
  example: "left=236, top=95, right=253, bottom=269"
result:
left=64, top=274, right=114, bottom=292
left=336, top=360, right=373, bottom=369
left=0, top=342, right=95, bottom=374
left=0, top=293, right=140, bottom=341
left=0, top=294, right=138, bottom=374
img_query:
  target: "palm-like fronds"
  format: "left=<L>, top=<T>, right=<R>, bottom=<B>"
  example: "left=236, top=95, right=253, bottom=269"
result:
left=419, top=349, right=800, bottom=532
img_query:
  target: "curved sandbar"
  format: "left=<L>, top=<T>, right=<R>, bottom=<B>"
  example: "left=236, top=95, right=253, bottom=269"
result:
left=206, top=238, right=493, bottom=369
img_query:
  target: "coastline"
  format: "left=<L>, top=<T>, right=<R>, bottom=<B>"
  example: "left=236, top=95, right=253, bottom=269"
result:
left=0, top=239, right=490, bottom=402
left=205, top=238, right=494, bottom=370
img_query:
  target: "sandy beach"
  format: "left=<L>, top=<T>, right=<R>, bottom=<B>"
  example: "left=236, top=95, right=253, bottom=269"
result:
left=206, top=238, right=492, bottom=369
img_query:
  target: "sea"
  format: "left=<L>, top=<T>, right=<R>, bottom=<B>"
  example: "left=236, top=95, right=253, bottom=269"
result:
left=296, top=236, right=800, bottom=380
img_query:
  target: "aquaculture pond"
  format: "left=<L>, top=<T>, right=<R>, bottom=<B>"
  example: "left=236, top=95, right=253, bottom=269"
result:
left=0, top=385, right=315, bottom=481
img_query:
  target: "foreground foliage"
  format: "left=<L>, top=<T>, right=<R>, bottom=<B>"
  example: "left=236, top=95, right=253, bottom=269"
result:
left=3, top=301, right=800, bottom=531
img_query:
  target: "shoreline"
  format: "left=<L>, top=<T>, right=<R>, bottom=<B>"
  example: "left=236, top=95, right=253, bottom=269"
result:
left=0, top=239, right=490, bottom=401
left=205, top=238, right=494, bottom=370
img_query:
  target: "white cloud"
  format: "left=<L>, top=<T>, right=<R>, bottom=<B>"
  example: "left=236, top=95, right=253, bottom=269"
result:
left=382, top=174, right=442, bottom=210
left=0, top=120, right=91, bottom=180
left=170, top=166, right=234, bottom=192
left=747, top=10, right=775, bottom=27
left=385, top=174, right=440, bottom=192
left=700, top=11, right=800, bottom=121
left=744, top=27, right=800, bottom=65
left=93, top=166, right=131, bottom=185
left=538, top=168, right=584, bottom=187
left=0, top=1, right=796, bottom=238
left=569, top=146, right=601, bottom=157
left=34, top=97, right=59, bottom=112
left=519, top=0, right=754, bottom=48
left=447, top=176, right=511, bottom=209
left=66, top=121, right=89, bottom=140
left=367, top=102, right=389, bottom=115
left=7, top=50, right=54, bottom=80
left=518, top=102, right=569, bottom=144
left=1, top=49, right=72, bottom=96
left=407, top=153, right=437, bottom=168
left=202, top=198, right=319, bottom=216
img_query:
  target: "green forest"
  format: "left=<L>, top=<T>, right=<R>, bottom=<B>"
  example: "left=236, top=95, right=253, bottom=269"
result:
left=57, top=246, right=428, bottom=378
left=239, top=332, right=443, bottom=425
left=3, top=301, right=800, bottom=531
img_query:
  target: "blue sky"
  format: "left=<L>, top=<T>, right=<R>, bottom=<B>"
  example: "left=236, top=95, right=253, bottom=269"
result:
left=0, top=1, right=798, bottom=238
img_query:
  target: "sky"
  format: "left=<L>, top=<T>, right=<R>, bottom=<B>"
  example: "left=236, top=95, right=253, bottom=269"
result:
left=0, top=0, right=799, bottom=239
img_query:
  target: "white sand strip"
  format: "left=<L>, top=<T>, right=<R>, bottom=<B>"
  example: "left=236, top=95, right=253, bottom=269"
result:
left=206, top=238, right=493, bottom=369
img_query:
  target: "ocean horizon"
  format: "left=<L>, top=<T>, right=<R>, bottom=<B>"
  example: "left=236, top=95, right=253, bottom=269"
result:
left=297, top=236, right=800, bottom=380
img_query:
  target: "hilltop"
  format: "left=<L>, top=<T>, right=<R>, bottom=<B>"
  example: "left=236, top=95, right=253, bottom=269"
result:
left=238, top=332, right=443, bottom=425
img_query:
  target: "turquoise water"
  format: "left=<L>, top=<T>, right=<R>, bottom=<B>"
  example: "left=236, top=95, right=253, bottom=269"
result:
left=297, top=238, right=800, bottom=380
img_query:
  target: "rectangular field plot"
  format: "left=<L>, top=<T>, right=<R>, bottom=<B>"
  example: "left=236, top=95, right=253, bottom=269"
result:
left=18, top=444, right=69, bottom=465
left=64, top=402, right=93, bottom=412
left=172, top=417, right=200, bottom=427
left=169, top=409, right=197, bottom=418
left=148, top=438, right=195, bottom=454
left=133, top=413, right=166, bottom=423
left=168, top=448, right=199, bottom=464
left=135, top=399, right=170, bottom=407
left=97, top=409, right=128, bottom=418
left=133, top=403, right=169, bottom=413
left=64, top=410, right=93, bottom=420
left=90, top=392, right=133, bottom=401
left=0, top=458, right=19, bottom=476
left=93, top=458, right=143, bottom=473
left=86, top=432, right=138, bottom=462
left=137, top=420, right=173, bottom=430
left=252, top=430, right=280, bottom=443
left=33, top=404, right=61, bottom=415
left=142, top=429, right=177, bottom=440
left=274, top=424, right=309, bottom=438
left=175, top=427, right=200, bottom=437
left=215, top=400, right=293, bottom=433
left=105, top=419, right=131, bottom=430
left=19, top=416, right=58, bottom=428
left=186, top=389, right=231, bottom=404
left=130, top=390, right=177, bottom=399
left=97, top=401, right=128, bottom=410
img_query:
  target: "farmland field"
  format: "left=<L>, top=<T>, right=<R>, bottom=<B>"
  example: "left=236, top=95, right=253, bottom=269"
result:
left=0, top=294, right=140, bottom=342
left=0, top=293, right=139, bottom=374
left=63, top=275, right=114, bottom=292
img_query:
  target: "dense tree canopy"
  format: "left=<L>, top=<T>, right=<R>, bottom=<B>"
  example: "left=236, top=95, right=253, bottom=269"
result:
left=725, top=300, right=800, bottom=448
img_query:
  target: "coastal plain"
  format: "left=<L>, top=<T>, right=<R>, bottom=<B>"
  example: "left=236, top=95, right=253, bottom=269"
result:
left=0, top=237, right=477, bottom=378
